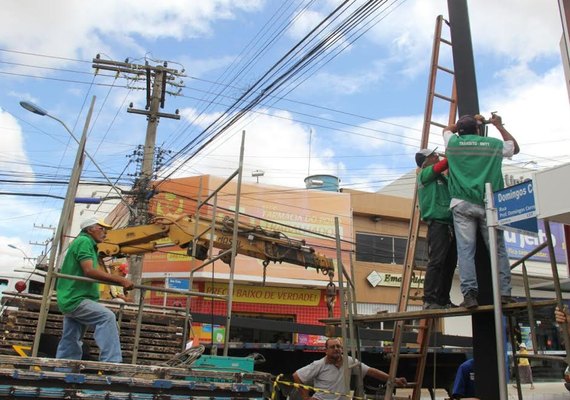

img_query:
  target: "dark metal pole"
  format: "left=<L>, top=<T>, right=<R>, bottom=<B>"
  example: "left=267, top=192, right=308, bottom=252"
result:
left=447, top=0, right=479, bottom=117
left=447, top=1, right=501, bottom=398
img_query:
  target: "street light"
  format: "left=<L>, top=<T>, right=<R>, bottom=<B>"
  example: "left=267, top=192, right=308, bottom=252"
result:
left=7, top=244, right=34, bottom=266
left=20, top=98, right=97, bottom=358
left=19, top=101, right=127, bottom=205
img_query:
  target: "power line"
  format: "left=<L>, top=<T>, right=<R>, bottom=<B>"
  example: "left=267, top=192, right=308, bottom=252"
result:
left=156, top=0, right=401, bottom=184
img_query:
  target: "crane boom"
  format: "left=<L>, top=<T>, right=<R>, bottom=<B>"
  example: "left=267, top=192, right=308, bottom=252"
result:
left=97, top=215, right=334, bottom=274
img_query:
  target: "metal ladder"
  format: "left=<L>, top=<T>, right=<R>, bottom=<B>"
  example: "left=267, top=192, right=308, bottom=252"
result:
left=384, top=15, right=458, bottom=400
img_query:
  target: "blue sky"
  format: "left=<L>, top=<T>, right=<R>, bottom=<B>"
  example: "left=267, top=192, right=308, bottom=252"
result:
left=0, top=0, right=568, bottom=268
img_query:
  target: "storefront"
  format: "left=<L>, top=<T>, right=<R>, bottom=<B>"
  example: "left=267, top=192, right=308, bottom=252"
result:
left=132, top=174, right=352, bottom=346
left=144, top=278, right=338, bottom=346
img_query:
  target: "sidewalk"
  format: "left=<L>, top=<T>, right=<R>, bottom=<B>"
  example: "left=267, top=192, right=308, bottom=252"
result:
left=396, top=381, right=569, bottom=399
left=507, top=382, right=569, bottom=399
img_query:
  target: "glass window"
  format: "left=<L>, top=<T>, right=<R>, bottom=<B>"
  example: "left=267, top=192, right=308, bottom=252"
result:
left=28, top=280, right=45, bottom=295
left=356, top=233, right=427, bottom=266
left=230, top=313, right=295, bottom=344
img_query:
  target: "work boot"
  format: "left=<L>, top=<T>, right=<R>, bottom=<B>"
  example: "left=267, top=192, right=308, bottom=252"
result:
left=460, top=291, right=478, bottom=309
left=423, top=302, right=445, bottom=310
left=501, top=295, right=516, bottom=305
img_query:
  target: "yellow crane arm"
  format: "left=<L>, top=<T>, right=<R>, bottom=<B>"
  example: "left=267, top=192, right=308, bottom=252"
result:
left=97, top=215, right=334, bottom=274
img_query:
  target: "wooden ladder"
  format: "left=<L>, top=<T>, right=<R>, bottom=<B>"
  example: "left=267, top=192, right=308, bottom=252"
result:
left=384, top=15, right=458, bottom=400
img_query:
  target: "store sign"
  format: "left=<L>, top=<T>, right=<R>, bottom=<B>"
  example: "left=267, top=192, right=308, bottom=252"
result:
left=166, top=250, right=192, bottom=262
left=504, top=221, right=567, bottom=263
left=298, top=334, right=327, bottom=346
left=204, top=282, right=321, bottom=306
left=366, top=271, right=382, bottom=287
left=366, top=271, right=424, bottom=288
left=195, top=324, right=225, bottom=343
left=168, top=278, right=189, bottom=290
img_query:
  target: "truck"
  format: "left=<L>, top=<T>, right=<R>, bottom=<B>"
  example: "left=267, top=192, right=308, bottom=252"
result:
left=0, top=268, right=45, bottom=314
left=0, top=213, right=337, bottom=399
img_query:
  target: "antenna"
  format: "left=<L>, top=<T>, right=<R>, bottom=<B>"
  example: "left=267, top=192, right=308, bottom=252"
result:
left=307, top=128, right=313, bottom=176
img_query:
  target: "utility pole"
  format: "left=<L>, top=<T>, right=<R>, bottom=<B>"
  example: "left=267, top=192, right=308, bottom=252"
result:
left=92, top=56, right=182, bottom=300
left=32, top=223, right=56, bottom=268
left=30, top=238, right=51, bottom=268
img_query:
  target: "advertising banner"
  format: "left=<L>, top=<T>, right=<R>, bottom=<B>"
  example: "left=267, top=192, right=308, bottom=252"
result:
left=503, top=221, right=567, bottom=263
left=203, top=282, right=321, bottom=306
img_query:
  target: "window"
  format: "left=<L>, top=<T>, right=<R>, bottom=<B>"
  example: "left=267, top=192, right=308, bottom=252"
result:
left=0, top=279, right=8, bottom=301
left=356, top=233, right=427, bottom=266
left=28, top=280, right=45, bottom=295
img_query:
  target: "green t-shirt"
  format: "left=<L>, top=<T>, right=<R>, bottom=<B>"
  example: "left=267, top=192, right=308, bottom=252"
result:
left=56, top=232, right=100, bottom=314
left=446, top=134, right=505, bottom=206
left=417, top=166, right=452, bottom=225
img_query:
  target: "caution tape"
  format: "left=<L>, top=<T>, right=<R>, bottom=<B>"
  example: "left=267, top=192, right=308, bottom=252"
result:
left=271, top=373, right=366, bottom=400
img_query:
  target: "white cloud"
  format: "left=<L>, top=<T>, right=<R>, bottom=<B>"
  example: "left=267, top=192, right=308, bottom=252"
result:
left=481, top=66, right=570, bottom=168
left=7, top=91, right=39, bottom=104
left=166, top=108, right=341, bottom=188
left=0, top=0, right=265, bottom=72
left=287, top=9, right=326, bottom=40
left=468, top=0, right=561, bottom=61
left=0, top=110, right=34, bottom=178
left=328, top=114, right=424, bottom=154
left=179, top=55, right=239, bottom=78
left=366, top=1, right=441, bottom=79
left=365, top=0, right=562, bottom=80
left=0, top=238, right=36, bottom=270
left=179, top=107, right=225, bottom=130
left=0, top=197, right=59, bottom=269
left=304, top=60, right=387, bottom=95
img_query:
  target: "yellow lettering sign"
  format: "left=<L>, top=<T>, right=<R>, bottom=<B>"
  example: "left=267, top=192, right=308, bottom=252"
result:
left=204, top=283, right=320, bottom=306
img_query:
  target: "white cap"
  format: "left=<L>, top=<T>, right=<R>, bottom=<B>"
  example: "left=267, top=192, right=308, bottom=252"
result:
left=415, top=148, right=438, bottom=167
left=80, top=217, right=112, bottom=231
left=519, top=343, right=527, bottom=348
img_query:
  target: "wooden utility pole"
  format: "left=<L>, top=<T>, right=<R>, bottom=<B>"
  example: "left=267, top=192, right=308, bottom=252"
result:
left=92, top=56, right=182, bottom=299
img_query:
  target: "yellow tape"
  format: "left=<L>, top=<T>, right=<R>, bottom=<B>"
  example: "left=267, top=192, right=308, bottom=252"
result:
left=272, top=374, right=366, bottom=400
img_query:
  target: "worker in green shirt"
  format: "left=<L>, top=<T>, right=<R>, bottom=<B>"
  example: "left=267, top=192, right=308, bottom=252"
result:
left=416, top=148, right=457, bottom=309
left=56, top=217, right=134, bottom=363
left=443, top=114, right=520, bottom=309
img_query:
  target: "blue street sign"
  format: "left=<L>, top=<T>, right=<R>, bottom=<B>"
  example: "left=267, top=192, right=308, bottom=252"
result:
left=494, top=181, right=538, bottom=234
left=168, top=278, right=189, bottom=290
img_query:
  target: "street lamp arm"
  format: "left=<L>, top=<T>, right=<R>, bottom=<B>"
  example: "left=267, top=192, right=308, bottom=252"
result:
left=45, top=113, right=73, bottom=137
left=19, top=101, right=134, bottom=215
left=8, top=244, right=34, bottom=266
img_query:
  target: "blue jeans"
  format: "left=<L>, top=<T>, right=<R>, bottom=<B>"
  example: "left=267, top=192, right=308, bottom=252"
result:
left=56, top=299, right=122, bottom=363
left=452, top=201, right=512, bottom=297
